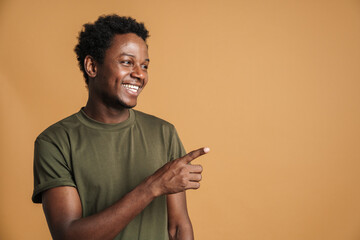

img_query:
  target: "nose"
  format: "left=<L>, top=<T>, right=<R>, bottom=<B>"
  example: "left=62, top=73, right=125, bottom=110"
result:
left=130, top=64, right=146, bottom=81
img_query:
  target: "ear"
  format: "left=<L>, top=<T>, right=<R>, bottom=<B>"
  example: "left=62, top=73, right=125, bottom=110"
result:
left=84, top=55, right=97, bottom=78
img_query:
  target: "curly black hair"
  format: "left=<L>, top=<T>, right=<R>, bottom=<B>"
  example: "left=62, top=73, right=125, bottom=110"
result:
left=74, top=14, right=149, bottom=85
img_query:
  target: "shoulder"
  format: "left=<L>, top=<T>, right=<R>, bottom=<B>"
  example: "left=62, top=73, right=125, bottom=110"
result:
left=133, top=109, right=175, bottom=130
left=36, top=112, right=80, bottom=144
left=132, top=110, right=186, bottom=158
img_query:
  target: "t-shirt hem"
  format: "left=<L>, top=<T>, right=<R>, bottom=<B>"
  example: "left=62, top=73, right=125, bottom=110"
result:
left=32, top=178, right=76, bottom=203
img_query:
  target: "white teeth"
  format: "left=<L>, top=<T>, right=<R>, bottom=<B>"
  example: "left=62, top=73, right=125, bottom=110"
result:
left=123, top=84, right=140, bottom=91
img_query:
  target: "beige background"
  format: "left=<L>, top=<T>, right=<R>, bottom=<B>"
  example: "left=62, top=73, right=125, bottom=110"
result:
left=1, top=0, right=360, bottom=239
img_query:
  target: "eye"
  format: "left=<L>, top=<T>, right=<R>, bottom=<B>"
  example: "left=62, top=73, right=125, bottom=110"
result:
left=120, top=60, right=133, bottom=66
left=141, top=64, right=149, bottom=70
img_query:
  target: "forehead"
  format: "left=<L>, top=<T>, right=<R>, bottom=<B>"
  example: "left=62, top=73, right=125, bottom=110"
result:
left=106, top=33, right=148, bottom=58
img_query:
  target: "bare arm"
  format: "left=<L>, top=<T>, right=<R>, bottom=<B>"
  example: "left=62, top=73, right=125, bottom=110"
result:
left=167, top=192, right=194, bottom=240
left=42, top=147, right=209, bottom=240
left=167, top=154, right=204, bottom=240
left=43, top=179, right=154, bottom=240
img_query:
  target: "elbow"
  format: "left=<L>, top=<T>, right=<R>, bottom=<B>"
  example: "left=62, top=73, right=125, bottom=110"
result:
left=168, top=223, right=178, bottom=239
left=168, top=223, right=194, bottom=240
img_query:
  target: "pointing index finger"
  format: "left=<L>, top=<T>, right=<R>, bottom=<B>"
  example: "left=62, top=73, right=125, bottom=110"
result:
left=183, top=147, right=210, bottom=163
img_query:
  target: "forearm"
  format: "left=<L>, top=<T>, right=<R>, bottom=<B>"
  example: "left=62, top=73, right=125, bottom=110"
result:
left=167, top=192, right=194, bottom=240
left=45, top=179, right=156, bottom=240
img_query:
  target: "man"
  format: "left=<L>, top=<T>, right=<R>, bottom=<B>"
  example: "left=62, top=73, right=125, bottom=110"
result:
left=32, top=15, right=209, bottom=240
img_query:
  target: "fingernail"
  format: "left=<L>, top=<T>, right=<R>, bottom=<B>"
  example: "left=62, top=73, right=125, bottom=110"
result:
left=204, top=147, right=210, bottom=153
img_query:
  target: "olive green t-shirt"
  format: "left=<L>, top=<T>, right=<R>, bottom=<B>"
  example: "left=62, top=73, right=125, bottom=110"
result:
left=32, top=108, right=186, bottom=240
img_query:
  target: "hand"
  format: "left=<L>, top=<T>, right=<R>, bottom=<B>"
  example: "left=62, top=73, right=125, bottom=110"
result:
left=148, top=147, right=210, bottom=197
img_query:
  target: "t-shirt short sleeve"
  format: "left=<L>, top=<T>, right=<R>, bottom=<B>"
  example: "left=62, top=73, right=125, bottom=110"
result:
left=168, top=127, right=187, bottom=161
left=32, top=137, right=76, bottom=203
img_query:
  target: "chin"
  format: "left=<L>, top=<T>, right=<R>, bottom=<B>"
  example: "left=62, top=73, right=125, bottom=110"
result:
left=103, top=94, right=137, bottom=109
left=117, top=98, right=137, bottom=109
left=120, top=102, right=136, bottom=109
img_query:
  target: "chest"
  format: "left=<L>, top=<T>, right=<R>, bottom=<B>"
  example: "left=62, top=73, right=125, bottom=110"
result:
left=69, top=127, right=168, bottom=201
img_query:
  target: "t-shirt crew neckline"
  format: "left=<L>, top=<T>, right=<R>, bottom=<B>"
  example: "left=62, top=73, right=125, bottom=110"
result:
left=76, top=108, right=135, bottom=131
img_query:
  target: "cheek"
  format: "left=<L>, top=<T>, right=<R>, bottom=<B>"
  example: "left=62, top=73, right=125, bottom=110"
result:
left=113, top=67, right=129, bottom=80
left=118, top=68, right=129, bottom=77
left=113, top=70, right=129, bottom=87
left=143, top=76, right=149, bottom=87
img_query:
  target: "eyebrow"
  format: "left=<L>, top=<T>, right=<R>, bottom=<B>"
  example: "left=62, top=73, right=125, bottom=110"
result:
left=119, top=53, right=150, bottom=62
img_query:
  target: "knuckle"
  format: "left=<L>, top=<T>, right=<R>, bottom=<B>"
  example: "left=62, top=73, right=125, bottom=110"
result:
left=173, top=158, right=181, bottom=165
left=189, top=150, right=197, bottom=158
left=173, top=160, right=184, bottom=170
left=181, top=178, right=187, bottom=187
left=180, top=167, right=187, bottom=175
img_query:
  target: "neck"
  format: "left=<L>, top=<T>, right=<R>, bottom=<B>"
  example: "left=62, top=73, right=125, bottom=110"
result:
left=83, top=98, right=130, bottom=124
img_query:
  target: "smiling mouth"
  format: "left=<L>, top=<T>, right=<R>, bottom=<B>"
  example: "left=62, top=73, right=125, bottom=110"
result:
left=122, top=83, right=141, bottom=94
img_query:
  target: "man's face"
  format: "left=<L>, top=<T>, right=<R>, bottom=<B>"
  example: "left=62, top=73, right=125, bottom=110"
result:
left=91, top=33, right=149, bottom=109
